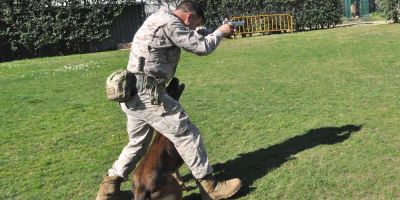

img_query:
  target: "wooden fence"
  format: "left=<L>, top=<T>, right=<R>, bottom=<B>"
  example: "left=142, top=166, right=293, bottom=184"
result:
left=231, top=14, right=294, bottom=37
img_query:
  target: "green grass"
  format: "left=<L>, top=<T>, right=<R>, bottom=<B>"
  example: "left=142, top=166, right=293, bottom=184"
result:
left=366, top=12, right=387, bottom=21
left=1, top=24, right=399, bottom=200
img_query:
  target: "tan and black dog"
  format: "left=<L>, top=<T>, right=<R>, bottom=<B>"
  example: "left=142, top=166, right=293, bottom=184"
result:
left=132, top=77, right=186, bottom=200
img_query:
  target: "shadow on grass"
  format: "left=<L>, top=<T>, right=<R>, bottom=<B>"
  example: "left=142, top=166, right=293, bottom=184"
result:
left=183, top=124, right=362, bottom=200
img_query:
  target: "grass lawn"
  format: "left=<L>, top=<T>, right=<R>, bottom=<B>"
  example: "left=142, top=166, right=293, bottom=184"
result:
left=1, top=24, right=399, bottom=200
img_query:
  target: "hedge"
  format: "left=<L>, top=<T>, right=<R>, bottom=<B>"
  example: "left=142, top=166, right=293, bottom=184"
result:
left=204, top=0, right=343, bottom=31
left=1, top=0, right=345, bottom=62
left=0, top=0, right=140, bottom=62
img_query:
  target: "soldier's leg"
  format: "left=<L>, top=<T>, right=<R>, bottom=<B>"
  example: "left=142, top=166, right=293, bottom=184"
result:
left=97, top=107, right=154, bottom=200
left=107, top=112, right=154, bottom=179
left=164, top=122, right=213, bottom=179
left=121, top=94, right=211, bottom=179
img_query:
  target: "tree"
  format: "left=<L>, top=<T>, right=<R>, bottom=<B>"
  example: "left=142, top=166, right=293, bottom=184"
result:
left=155, top=0, right=208, bottom=9
left=154, top=0, right=182, bottom=9
left=379, top=0, right=400, bottom=23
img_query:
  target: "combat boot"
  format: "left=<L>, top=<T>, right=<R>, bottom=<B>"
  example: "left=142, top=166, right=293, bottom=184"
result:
left=96, top=175, right=125, bottom=200
left=197, top=174, right=242, bottom=200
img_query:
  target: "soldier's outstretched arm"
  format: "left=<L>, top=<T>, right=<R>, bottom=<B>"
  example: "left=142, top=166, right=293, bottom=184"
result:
left=166, top=21, right=228, bottom=56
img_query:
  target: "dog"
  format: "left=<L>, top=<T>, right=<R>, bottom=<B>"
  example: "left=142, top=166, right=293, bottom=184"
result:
left=132, top=77, right=186, bottom=200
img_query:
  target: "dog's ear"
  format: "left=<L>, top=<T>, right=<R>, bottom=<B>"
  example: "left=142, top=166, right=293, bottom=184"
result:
left=166, top=77, right=185, bottom=100
left=177, top=83, right=185, bottom=100
left=166, top=77, right=179, bottom=96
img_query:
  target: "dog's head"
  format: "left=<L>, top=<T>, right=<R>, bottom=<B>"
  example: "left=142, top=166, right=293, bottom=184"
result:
left=166, top=77, right=185, bottom=101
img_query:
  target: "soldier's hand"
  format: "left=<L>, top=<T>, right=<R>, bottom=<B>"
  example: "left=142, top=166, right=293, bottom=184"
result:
left=217, top=24, right=234, bottom=37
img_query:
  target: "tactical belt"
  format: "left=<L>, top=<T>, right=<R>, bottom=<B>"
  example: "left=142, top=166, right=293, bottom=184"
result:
left=135, top=56, right=166, bottom=105
left=135, top=73, right=154, bottom=91
left=135, top=73, right=165, bottom=105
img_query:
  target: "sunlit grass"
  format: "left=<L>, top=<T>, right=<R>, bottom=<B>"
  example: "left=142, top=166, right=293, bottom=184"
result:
left=1, top=24, right=399, bottom=199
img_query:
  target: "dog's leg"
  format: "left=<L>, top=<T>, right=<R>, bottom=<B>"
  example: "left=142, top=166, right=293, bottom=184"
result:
left=172, top=169, right=185, bottom=190
left=156, top=175, right=182, bottom=200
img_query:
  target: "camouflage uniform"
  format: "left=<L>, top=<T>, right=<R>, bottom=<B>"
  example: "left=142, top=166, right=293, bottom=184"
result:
left=107, top=7, right=224, bottom=180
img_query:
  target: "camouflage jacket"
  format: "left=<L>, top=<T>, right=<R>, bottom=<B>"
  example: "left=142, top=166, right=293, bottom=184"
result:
left=127, top=7, right=224, bottom=82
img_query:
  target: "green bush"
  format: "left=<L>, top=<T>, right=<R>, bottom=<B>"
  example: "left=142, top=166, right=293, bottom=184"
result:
left=379, top=0, right=400, bottom=23
left=0, top=0, right=139, bottom=61
left=204, top=0, right=343, bottom=31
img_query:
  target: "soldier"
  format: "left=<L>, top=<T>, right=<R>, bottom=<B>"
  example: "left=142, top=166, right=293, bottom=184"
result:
left=96, top=1, right=242, bottom=200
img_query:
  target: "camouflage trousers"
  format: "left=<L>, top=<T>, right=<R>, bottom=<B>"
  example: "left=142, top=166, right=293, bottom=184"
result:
left=107, top=88, right=213, bottom=180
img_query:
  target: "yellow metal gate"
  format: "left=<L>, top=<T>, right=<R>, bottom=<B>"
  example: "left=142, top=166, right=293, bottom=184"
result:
left=231, top=14, right=294, bottom=37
